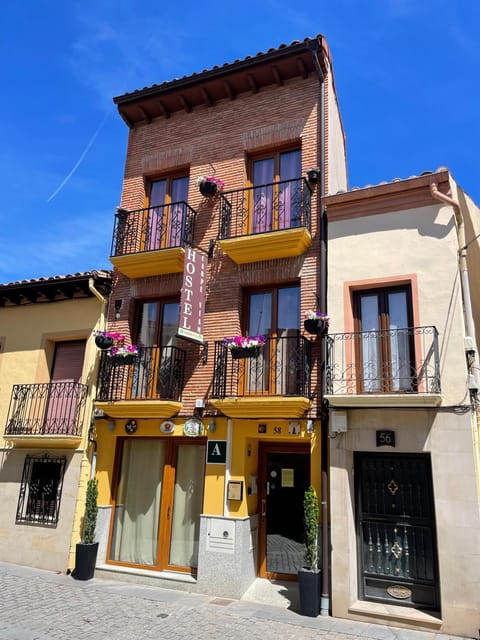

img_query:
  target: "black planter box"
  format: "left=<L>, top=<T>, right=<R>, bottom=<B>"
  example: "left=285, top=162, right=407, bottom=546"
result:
left=95, top=335, right=114, bottom=350
left=110, top=354, right=137, bottom=365
left=199, top=181, right=218, bottom=197
left=304, top=318, right=327, bottom=335
left=73, top=542, right=99, bottom=581
left=298, top=568, right=322, bottom=616
left=230, top=346, right=261, bottom=359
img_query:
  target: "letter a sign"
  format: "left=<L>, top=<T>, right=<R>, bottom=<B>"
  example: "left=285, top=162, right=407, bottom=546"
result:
left=206, top=440, right=227, bottom=464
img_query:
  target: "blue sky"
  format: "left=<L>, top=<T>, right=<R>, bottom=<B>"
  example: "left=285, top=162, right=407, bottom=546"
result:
left=1, top=1, right=479, bottom=283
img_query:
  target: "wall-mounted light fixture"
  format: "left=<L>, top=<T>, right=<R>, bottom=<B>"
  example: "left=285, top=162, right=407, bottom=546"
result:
left=307, top=419, right=314, bottom=434
left=108, top=419, right=115, bottom=432
left=208, top=419, right=216, bottom=433
left=114, top=299, right=123, bottom=320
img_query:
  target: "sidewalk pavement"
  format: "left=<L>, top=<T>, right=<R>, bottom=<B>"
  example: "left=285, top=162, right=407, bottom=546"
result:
left=0, top=561, right=467, bottom=640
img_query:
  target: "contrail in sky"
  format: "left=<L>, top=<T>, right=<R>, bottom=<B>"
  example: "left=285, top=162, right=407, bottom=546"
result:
left=47, top=109, right=112, bottom=202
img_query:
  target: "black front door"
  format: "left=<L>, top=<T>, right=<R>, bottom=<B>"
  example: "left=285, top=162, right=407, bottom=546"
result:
left=258, top=443, right=310, bottom=579
left=355, top=453, right=440, bottom=610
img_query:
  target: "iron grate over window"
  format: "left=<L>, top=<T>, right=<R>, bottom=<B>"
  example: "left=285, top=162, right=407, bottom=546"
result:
left=16, top=454, right=66, bottom=527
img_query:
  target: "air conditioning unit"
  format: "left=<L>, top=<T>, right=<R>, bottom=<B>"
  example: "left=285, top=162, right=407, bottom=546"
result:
left=330, top=410, right=348, bottom=433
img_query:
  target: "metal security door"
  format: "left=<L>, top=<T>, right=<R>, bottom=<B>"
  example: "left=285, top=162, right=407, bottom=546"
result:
left=355, top=453, right=439, bottom=610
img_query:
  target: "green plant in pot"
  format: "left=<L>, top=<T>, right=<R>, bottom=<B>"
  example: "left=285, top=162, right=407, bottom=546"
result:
left=298, top=485, right=321, bottom=616
left=73, top=478, right=99, bottom=581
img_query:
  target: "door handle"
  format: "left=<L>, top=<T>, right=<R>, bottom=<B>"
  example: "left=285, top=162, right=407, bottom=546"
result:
left=261, top=499, right=266, bottom=516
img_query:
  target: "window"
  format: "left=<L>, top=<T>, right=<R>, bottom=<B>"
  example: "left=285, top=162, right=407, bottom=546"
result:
left=130, top=300, right=182, bottom=399
left=145, top=175, right=189, bottom=250
left=249, top=149, right=302, bottom=233
left=16, top=454, right=66, bottom=526
left=244, top=286, right=301, bottom=394
left=354, top=286, right=415, bottom=392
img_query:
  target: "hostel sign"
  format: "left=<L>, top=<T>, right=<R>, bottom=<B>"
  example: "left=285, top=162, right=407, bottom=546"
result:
left=177, top=247, right=207, bottom=344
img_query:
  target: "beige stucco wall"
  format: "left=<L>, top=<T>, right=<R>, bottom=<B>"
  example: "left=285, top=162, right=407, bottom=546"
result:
left=327, top=204, right=468, bottom=405
left=330, top=409, right=480, bottom=637
left=326, top=76, right=347, bottom=196
left=326, top=201, right=480, bottom=636
left=0, top=295, right=105, bottom=572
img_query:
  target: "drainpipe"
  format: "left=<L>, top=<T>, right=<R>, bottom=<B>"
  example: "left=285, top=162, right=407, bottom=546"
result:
left=430, top=183, right=478, bottom=362
left=88, top=278, right=106, bottom=304
left=310, top=38, right=330, bottom=616
left=430, top=182, right=480, bottom=500
left=224, top=418, right=233, bottom=517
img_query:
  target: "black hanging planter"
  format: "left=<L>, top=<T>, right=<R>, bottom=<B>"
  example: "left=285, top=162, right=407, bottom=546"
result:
left=199, top=180, right=218, bottom=197
left=304, top=318, right=327, bottom=335
left=231, top=346, right=261, bottom=359
left=306, top=169, right=320, bottom=184
left=73, top=542, right=99, bottom=581
left=95, top=335, right=114, bottom=350
left=298, top=568, right=322, bottom=616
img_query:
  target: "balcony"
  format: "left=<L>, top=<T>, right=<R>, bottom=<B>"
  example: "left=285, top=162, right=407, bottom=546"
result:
left=4, top=382, right=88, bottom=447
left=109, top=202, right=197, bottom=278
left=95, top=345, right=186, bottom=418
left=217, top=178, right=312, bottom=264
left=324, top=326, right=442, bottom=407
left=210, top=336, right=312, bottom=417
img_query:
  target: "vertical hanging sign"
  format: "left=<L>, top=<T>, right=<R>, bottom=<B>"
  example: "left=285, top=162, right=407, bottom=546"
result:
left=177, top=247, right=207, bottom=344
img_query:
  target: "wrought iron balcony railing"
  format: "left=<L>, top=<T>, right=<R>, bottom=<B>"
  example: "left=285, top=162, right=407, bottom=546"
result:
left=218, top=178, right=311, bottom=240
left=111, top=202, right=197, bottom=257
left=96, top=345, right=186, bottom=402
left=325, top=326, right=441, bottom=396
left=5, top=382, right=88, bottom=437
left=212, top=335, right=311, bottom=399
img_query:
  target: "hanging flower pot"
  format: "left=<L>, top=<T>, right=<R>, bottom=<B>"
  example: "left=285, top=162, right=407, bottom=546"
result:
left=110, top=354, right=137, bottom=365
left=303, top=311, right=329, bottom=335
left=94, top=335, right=114, bottom=350
left=306, top=168, right=320, bottom=184
left=197, top=175, right=225, bottom=197
left=107, top=345, right=139, bottom=366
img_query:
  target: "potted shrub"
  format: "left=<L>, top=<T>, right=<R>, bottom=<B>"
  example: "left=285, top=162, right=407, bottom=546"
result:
left=224, top=335, right=266, bottom=359
left=197, top=175, right=225, bottom=197
left=298, top=485, right=321, bottom=616
left=303, top=310, right=329, bottom=335
left=73, top=478, right=99, bottom=581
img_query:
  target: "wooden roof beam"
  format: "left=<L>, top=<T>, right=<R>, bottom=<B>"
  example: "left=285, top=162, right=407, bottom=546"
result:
left=272, top=65, right=283, bottom=86
left=137, top=105, right=152, bottom=123
left=179, top=94, right=192, bottom=113
left=157, top=100, right=171, bottom=119
left=247, top=74, right=258, bottom=93
left=296, top=58, right=308, bottom=79
left=200, top=88, right=213, bottom=107
left=223, top=80, right=236, bottom=100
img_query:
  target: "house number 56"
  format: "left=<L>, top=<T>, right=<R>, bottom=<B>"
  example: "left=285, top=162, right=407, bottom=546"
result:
left=376, top=430, right=395, bottom=447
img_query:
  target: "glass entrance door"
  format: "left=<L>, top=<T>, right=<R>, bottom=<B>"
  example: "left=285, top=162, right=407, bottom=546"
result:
left=109, top=438, right=205, bottom=573
left=258, top=443, right=310, bottom=579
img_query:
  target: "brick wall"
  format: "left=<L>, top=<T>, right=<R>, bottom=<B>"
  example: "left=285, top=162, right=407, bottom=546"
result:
left=108, top=74, right=327, bottom=417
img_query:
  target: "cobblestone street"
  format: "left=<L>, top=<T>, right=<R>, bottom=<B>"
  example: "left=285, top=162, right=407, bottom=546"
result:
left=0, top=562, right=466, bottom=640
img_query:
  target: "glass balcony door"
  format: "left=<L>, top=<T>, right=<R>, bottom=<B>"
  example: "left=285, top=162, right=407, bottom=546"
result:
left=250, top=149, right=301, bottom=233
left=355, top=287, right=414, bottom=392
left=146, top=176, right=189, bottom=250
left=109, top=438, right=205, bottom=572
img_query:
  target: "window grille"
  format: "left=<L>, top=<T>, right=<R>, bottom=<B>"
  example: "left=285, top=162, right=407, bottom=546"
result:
left=16, top=454, right=66, bottom=527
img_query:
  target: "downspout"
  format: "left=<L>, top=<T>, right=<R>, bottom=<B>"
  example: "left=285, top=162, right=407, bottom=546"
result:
left=311, top=38, right=330, bottom=616
left=430, top=182, right=480, bottom=500
left=430, top=183, right=478, bottom=364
